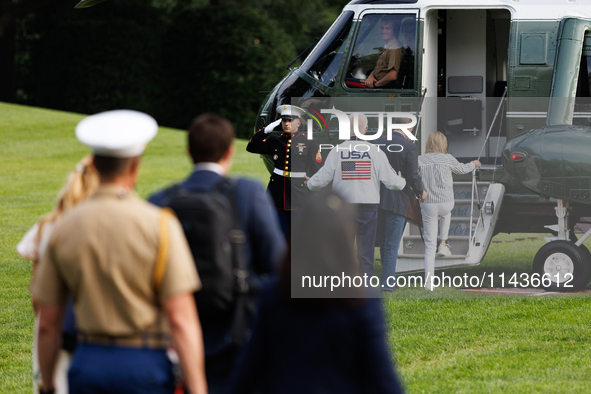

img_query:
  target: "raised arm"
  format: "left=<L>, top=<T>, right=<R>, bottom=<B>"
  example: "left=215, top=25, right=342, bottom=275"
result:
left=246, top=119, right=281, bottom=155
left=447, top=154, right=479, bottom=175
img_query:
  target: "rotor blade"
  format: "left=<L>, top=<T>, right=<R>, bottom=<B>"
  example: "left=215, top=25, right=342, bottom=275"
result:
left=74, top=0, right=107, bottom=9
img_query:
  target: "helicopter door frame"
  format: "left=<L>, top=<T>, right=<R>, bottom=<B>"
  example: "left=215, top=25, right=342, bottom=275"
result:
left=341, top=8, right=420, bottom=93
left=421, top=7, right=512, bottom=161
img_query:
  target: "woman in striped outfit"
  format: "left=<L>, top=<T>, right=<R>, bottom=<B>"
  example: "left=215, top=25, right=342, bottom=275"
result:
left=418, top=132, right=481, bottom=290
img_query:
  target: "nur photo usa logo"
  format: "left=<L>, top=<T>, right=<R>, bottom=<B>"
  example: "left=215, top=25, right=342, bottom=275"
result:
left=302, top=108, right=417, bottom=154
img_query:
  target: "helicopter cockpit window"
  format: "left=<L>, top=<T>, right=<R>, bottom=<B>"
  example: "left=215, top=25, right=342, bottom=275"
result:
left=345, top=14, right=417, bottom=90
left=300, top=11, right=354, bottom=88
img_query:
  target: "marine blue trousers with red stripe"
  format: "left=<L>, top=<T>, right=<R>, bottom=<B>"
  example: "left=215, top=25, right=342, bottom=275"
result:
left=68, top=344, right=176, bottom=394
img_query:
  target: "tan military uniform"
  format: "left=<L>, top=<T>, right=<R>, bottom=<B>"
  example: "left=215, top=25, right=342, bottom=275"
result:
left=32, top=185, right=201, bottom=337
left=374, top=45, right=403, bottom=81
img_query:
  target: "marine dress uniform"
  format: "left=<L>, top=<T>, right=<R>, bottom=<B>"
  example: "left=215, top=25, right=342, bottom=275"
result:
left=32, top=111, right=202, bottom=394
left=247, top=105, right=322, bottom=236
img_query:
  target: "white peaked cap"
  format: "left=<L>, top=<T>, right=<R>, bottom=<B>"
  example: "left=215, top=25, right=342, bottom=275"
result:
left=76, top=110, right=158, bottom=158
left=276, top=104, right=305, bottom=120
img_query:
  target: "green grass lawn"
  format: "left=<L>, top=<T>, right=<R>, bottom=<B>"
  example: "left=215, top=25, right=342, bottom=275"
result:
left=2, top=102, right=591, bottom=393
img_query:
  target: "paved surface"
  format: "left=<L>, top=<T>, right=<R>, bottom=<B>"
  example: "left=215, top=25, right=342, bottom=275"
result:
left=461, top=287, right=591, bottom=296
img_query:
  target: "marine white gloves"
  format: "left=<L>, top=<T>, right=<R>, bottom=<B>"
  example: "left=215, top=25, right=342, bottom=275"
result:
left=264, top=119, right=282, bottom=134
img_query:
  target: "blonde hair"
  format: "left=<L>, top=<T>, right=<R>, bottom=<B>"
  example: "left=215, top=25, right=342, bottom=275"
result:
left=425, top=131, right=448, bottom=154
left=38, top=155, right=100, bottom=237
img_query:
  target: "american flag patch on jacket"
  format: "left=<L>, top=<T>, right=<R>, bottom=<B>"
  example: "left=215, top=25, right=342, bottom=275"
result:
left=341, top=161, right=371, bottom=180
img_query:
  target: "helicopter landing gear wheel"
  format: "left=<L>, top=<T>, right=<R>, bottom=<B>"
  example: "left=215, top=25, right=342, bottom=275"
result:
left=533, top=241, right=591, bottom=292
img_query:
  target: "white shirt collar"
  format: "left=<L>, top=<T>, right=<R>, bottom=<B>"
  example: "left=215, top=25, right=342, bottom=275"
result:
left=193, top=162, right=225, bottom=176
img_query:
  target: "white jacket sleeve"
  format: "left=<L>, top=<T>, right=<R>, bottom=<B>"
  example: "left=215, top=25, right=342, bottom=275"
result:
left=16, top=222, right=39, bottom=260
left=307, top=149, right=336, bottom=191
left=375, top=150, right=406, bottom=190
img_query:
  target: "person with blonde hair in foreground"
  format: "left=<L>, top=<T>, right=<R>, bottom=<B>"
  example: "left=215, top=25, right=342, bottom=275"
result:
left=17, top=155, right=99, bottom=394
left=418, top=132, right=481, bottom=290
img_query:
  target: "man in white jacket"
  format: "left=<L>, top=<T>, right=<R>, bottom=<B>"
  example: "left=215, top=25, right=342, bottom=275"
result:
left=306, top=114, right=406, bottom=278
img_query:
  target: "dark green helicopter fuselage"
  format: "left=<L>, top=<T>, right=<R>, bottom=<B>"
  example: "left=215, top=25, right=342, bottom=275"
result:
left=256, top=4, right=591, bottom=235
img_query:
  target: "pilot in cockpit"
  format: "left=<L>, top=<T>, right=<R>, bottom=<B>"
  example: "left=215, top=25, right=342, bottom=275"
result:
left=346, top=15, right=416, bottom=90
left=400, top=18, right=415, bottom=51
left=358, top=16, right=402, bottom=89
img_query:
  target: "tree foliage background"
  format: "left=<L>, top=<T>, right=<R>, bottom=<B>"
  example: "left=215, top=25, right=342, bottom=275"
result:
left=3, top=0, right=348, bottom=137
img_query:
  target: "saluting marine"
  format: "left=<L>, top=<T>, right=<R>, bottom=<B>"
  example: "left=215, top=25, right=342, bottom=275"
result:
left=247, top=105, right=322, bottom=236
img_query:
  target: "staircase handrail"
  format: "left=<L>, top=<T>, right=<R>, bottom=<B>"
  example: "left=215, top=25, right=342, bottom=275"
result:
left=469, top=170, right=476, bottom=243
left=477, top=86, right=507, bottom=162
left=413, top=87, right=428, bottom=139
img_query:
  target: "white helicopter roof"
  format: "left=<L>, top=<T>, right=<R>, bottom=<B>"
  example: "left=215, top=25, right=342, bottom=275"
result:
left=344, top=0, right=591, bottom=21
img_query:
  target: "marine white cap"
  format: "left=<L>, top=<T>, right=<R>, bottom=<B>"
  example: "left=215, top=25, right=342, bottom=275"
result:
left=276, top=104, right=305, bottom=120
left=76, top=110, right=158, bottom=158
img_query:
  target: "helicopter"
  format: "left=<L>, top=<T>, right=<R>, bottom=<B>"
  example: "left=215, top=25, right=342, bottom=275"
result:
left=254, top=0, right=591, bottom=291
left=75, top=0, right=591, bottom=290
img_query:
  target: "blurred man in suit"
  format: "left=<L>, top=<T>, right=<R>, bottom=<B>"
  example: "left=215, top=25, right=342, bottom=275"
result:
left=149, top=113, right=285, bottom=393
left=376, top=119, right=426, bottom=291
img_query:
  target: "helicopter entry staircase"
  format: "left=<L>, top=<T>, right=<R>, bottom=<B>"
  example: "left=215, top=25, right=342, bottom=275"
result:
left=391, top=85, right=508, bottom=274
left=393, top=171, right=505, bottom=275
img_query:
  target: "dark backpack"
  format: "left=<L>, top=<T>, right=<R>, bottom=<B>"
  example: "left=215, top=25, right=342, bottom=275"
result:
left=163, top=178, right=250, bottom=345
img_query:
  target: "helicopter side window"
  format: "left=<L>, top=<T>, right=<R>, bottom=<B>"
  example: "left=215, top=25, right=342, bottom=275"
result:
left=574, top=34, right=591, bottom=127
left=345, top=14, right=417, bottom=90
left=300, top=11, right=354, bottom=88
left=576, top=34, right=591, bottom=98
left=575, top=55, right=591, bottom=98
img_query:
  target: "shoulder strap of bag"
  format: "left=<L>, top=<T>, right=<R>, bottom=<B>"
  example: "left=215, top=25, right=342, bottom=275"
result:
left=214, top=178, right=250, bottom=345
left=162, top=184, right=184, bottom=206
left=407, top=194, right=425, bottom=244
left=153, top=207, right=176, bottom=296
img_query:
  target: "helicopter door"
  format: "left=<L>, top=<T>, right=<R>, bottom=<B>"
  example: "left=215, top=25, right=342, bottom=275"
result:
left=423, top=8, right=511, bottom=163
left=343, top=10, right=419, bottom=91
